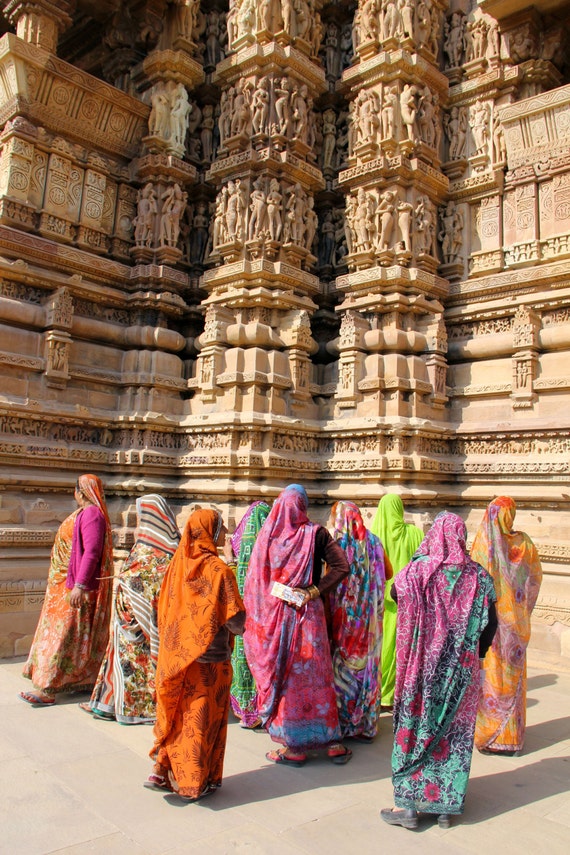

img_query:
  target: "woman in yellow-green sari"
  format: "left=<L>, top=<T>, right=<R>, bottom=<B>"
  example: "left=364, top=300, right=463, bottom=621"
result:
left=370, top=495, right=423, bottom=708
left=472, top=497, right=542, bottom=755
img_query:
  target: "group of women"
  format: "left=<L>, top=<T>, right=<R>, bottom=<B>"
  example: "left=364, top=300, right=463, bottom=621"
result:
left=20, top=476, right=542, bottom=823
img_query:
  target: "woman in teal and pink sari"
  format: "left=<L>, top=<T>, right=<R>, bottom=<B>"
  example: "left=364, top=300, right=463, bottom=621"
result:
left=229, top=500, right=270, bottom=728
left=381, top=512, right=497, bottom=831
left=244, top=484, right=352, bottom=766
left=328, top=500, right=387, bottom=741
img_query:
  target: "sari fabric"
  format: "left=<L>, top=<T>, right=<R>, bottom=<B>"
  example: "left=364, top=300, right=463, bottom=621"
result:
left=90, top=495, right=180, bottom=723
left=370, top=494, right=424, bottom=705
left=329, top=501, right=386, bottom=738
left=230, top=501, right=271, bottom=727
left=391, top=512, right=496, bottom=815
left=244, top=485, right=341, bottom=750
left=23, top=474, right=114, bottom=695
left=150, top=509, right=244, bottom=798
left=472, top=497, right=542, bottom=752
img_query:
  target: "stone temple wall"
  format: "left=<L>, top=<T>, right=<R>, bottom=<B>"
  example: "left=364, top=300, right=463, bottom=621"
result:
left=0, top=0, right=569, bottom=659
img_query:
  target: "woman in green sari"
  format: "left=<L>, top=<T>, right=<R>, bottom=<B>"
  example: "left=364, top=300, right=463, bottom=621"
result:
left=229, top=501, right=271, bottom=727
left=370, top=494, right=423, bottom=708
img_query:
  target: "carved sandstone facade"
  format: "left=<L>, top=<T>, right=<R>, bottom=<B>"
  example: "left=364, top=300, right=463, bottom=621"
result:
left=0, top=0, right=569, bottom=660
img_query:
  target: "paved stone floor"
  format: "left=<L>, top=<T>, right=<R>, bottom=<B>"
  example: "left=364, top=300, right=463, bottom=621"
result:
left=1, top=655, right=569, bottom=855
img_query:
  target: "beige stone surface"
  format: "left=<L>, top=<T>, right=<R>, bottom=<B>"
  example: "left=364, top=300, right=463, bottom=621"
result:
left=1, top=658, right=570, bottom=854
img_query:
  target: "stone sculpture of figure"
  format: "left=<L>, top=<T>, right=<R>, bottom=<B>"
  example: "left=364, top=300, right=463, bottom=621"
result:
left=225, top=179, right=246, bottom=240
left=358, top=91, right=381, bottom=146
left=383, top=0, right=401, bottom=41
left=213, top=185, right=229, bottom=246
left=319, top=208, right=335, bottom=264
left=310, top=9, right=324, bottom=58
left=227, top=0, right=239, bottom=48
left=190, top=201, right=209, bottom=263
left=352, top=7, right=362, bottom=54
left=340, top=21, right=353, bottom=68
left=398, top=0, right=414, bottom=40
left=304, top=196, right=318, bottom=252
left=415, top=0, right=430, bottom=49
left=321, top=109, right=337, bottom=169
left=274, top=76, right=293, bottom=137
left=415, top=195, right=435, bottom=256
left=397, top=199, right=413, bottom=252
left=376, top=190, right=396, bottom=250
left=284, top=183, right=307, bottom=244
left=134, top=183, right=157, bottom=247
left=492, top=115, right=507, bottom=163
left=149, top=84, right=170, bottom=139
left=418, top=87, right=436, bottom=147
left=361, top=0, right=379, bottom=42
left=293, top=84, right=309, bottom=144
left=400, top=84, right=418, bottom=142
left=427, top=3, right=441, bottom=56
left=176, top=0, right=200, bottom=40
left=439, top=201, right=464, bottom=264
left=205, top=10, right=221, bottom=67
left=471, top=99, right=490, bottom=156
left=160, top=183, right=187, bottom=247
left=230, top=78, right=253, bottom=137
left=354, top=187, right=372, bottom=251
left=218, top=89, right=232, bottom=147
left=266, top=178, right=283, bottom=241
left=200, top=104, right=215, bottom=162
left=381, top=87, right=398, bottom=139
left=252, top=77, right=271, bottom=135
left=238, top=0, right=256, bottom=39
left=344, top=195, right=357, bottom=255
left=443, top=11, right=463, bottom=68
left=169, top=83, right=192, bottom=150
left=444, top=105, right=467, bottom=159
left=324, top=21, right=339, bottom=78
left=486, top=19, right=500, bottom=59
left=294, top=0, right=310, bottom=40
left=248, top=177, right=267, bottom=240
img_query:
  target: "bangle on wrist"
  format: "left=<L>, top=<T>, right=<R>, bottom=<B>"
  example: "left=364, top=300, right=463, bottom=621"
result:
left=308, top=585, right=320, bottom=600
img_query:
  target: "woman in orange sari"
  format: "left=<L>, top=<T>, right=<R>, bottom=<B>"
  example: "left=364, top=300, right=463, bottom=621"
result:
left=145, top=509, right=245, bottom=802
left=472, top=497, right=543, bottom=755
left=20, top=474, right=114, bottom=705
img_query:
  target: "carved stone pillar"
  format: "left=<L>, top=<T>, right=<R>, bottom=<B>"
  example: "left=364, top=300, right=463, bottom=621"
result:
left=44, top=287, right=73, bottom=388
left=3, top=0, right=75, bottom=53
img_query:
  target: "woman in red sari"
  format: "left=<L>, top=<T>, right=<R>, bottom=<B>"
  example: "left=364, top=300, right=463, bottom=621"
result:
left=473, top=497, right=542, bottom=755
left=145, top=509, right=245, bottom=802
left=244, top=484, right=352, bottom=766
left=21, top=474, right=114, bottom=705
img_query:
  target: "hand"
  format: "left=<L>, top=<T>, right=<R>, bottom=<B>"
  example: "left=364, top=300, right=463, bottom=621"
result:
left=291, top=588, right=310, bottom=610
left=223, top=535, right=235, bottom=563
left=69, top=586, right=85, bottom=608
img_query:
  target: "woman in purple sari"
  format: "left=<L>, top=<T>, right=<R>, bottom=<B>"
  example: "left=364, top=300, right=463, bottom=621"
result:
left=381, top=512, right=497, bottom=830
left=244, top=484, right=352, bottom=766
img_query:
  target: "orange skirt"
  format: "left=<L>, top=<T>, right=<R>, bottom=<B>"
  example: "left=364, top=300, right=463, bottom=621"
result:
left=151, top=660, right=232, bottom=799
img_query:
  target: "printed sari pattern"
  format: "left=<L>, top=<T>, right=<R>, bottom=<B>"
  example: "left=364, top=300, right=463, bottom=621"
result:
left=472, top=497, right=543, bottom=752
left=329, top=501, right=386, bottom=738
left=392, top=513, right=496, bottom=815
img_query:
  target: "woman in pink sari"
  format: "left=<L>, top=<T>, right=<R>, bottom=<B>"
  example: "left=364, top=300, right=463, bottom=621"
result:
left=473, top=497, right=542, bottom=755
left=244, top=484, right=352, bottom=766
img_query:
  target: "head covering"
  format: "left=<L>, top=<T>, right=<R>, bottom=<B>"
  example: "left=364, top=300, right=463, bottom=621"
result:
left=77, top=474, right=111, bottom=528
left=370, top=494, right=424, bottom=574
left=231, top=500, right=269, bottom=556
left=135, top=494, right=180, bottom=556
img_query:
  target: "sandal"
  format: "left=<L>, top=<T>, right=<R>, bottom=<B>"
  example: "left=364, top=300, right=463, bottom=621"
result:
left=18, top=690, right=55, bottom=707
left=174, top=784, right=217, bottom=803
left=143, top=773, right=170, bottom=792
left=266, top=748, right=307, bottom=767
left=327, top=744, right=353, bottom=764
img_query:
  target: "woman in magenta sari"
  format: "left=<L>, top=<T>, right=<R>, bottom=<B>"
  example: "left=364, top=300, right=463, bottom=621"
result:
left=381, top=512, right=497, bottom=830
left=244, top=484, right=352, bottom=766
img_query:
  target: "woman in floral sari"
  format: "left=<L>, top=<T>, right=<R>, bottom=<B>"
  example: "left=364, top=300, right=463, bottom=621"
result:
left=21, top=474, right=114, bottom=705
left=328, top=500, right=387, bottom=741
left=472, top=497, right=542, bottom=755
left=83, top=494, right=180, bottom=724
left=370, top=494, right=423, bottom=709
left=145, top=509, right=245, bottom=802
left=229, top=500, right=271, bottom=728
left=381, top=512, right=497, bottom=830
left=244, top=484, right=352, bottom=766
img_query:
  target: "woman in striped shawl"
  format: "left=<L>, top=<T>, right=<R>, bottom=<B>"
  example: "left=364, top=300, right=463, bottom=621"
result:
left=82, top=494, right=180, bottom=724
